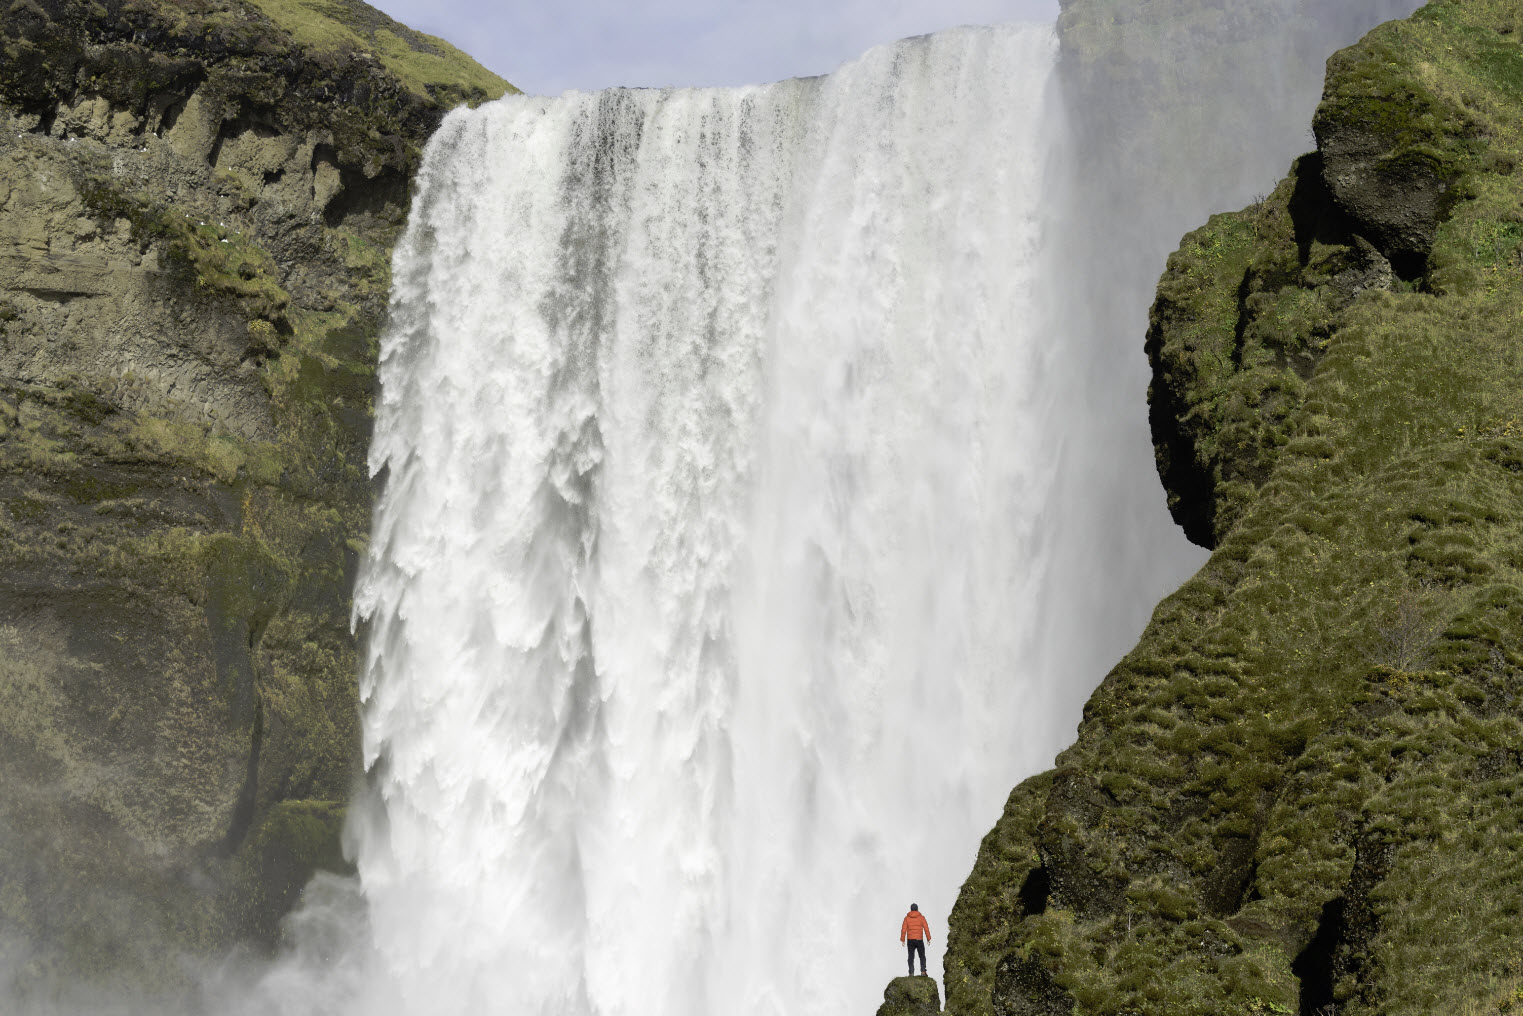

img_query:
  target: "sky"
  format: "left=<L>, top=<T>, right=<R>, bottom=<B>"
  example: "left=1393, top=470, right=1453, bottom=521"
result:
left=369, top=0, right=1062, bottom=95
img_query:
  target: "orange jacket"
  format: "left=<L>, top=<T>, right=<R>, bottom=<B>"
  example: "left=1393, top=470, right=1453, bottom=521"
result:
left=901, top=910, right=931, bottom=942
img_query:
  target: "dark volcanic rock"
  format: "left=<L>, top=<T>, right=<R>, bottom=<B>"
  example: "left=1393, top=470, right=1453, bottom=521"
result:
left=1313, top=27, right=1480, bottom=279
left=991, top=953, right=1075, bottom=1016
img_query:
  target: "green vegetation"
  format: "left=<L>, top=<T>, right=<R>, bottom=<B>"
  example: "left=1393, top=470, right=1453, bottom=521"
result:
left=946, top=773, right=1051, bottom=1016
left=1466, top=972, right=1523, bottom=1016
left=0, top=0, right=506, bottom=993
left=948, top=3, right=1523, bottom=1013
left=80, top=178, right=294, bottom=339
left=877, top=975, right=943, bottom=1016
left=246, top=0, right=515, bottom=105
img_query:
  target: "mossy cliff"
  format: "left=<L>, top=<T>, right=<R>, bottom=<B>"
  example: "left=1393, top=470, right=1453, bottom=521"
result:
left=880, top=976, right=944, bottom=1016
left=945, top=2, right=1523, bottom=1014
left=0, top=0, right=511, bottom=995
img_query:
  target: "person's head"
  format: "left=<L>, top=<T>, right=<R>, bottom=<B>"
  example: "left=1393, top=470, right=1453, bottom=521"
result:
left=910, top=904, right=918, bottom=912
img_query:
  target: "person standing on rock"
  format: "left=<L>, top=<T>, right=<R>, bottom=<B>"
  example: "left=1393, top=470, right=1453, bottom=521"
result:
left=900, top=903, right=931, bottom=977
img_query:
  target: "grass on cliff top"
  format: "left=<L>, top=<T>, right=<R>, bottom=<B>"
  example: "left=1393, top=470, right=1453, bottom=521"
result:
left=246, top=0, right=516, bottom=103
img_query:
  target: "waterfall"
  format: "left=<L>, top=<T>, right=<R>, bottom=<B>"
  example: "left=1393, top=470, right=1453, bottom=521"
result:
left=348, top=24, right=1074, bottom=1016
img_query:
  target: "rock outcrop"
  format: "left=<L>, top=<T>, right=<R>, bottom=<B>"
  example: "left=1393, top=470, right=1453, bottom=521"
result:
left=0, top=0, right=511, bottom=995
left=878, top=975, right=943, bottom=1016
left=947, top=2, right=1523, bottom=1014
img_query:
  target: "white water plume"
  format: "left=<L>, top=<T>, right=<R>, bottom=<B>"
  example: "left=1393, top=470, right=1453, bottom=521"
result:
left=345, top=23, right=1072, bottom=1016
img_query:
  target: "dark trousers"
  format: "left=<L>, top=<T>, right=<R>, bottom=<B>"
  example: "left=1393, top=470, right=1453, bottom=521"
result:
left=906, top=937, right=926, bottom=975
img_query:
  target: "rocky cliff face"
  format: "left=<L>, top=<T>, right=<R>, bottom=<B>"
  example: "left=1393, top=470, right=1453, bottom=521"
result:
left=947, top=1, right=1523, bottom=1014
left=0, top=0, right=510, bottom=995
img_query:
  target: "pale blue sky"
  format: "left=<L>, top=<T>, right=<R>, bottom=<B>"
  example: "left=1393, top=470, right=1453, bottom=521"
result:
left=371, top=0, right=1061, bottom=95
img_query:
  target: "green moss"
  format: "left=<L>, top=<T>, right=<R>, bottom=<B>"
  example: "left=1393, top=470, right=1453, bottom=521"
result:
left=1147, top=156, right=1350, bottom=544
left=945, top=772, right=1053, bottom=1016
left=76, top=178, right=183, bottom=246
left=76, top=178, right=293, bottom=339
left=877, top=975, right=941, bottom=1016
left=245, top=0, right=515, bottom=104
left=203, top=532, right=292, bottom=633
left=952, top=3, right=1523, bottom=1012
left=2, top=495, right=49, bottom=524
left=0, top=0, right=488, bottom=978
left=250, top=800, right=349, bottom=871
left=175, top=220, right=292, bottom=325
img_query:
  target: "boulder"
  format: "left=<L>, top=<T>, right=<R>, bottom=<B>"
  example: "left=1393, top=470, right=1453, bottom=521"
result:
left=877, top=975, right=942, bottom=1016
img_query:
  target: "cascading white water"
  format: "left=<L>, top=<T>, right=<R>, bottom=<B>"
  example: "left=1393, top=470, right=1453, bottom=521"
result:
left=348, top=23, right=1072, bottom=1016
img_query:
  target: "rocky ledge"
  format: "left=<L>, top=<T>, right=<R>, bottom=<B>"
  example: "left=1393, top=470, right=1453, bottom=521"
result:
left=878, top=975, right=943, bottom=1016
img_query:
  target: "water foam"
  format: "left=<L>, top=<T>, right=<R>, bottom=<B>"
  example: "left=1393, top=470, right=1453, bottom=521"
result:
left=349, top=25, right=1071, bottom=1016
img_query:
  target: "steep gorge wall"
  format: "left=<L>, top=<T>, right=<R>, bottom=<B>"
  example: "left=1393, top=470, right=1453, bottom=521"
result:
left=946, top=2, right=1523, bottom=1013
left=0, top=0, right=510, bottom=995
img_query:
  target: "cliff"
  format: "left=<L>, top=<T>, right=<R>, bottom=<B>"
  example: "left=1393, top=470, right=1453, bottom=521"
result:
left=0, top=0, right=511, bottom=995
left=945, top=2, right=1523, bottom=1013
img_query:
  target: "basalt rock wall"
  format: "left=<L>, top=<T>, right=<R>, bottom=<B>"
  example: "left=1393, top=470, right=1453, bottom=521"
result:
left=0, top=0, right=511, bottom=996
